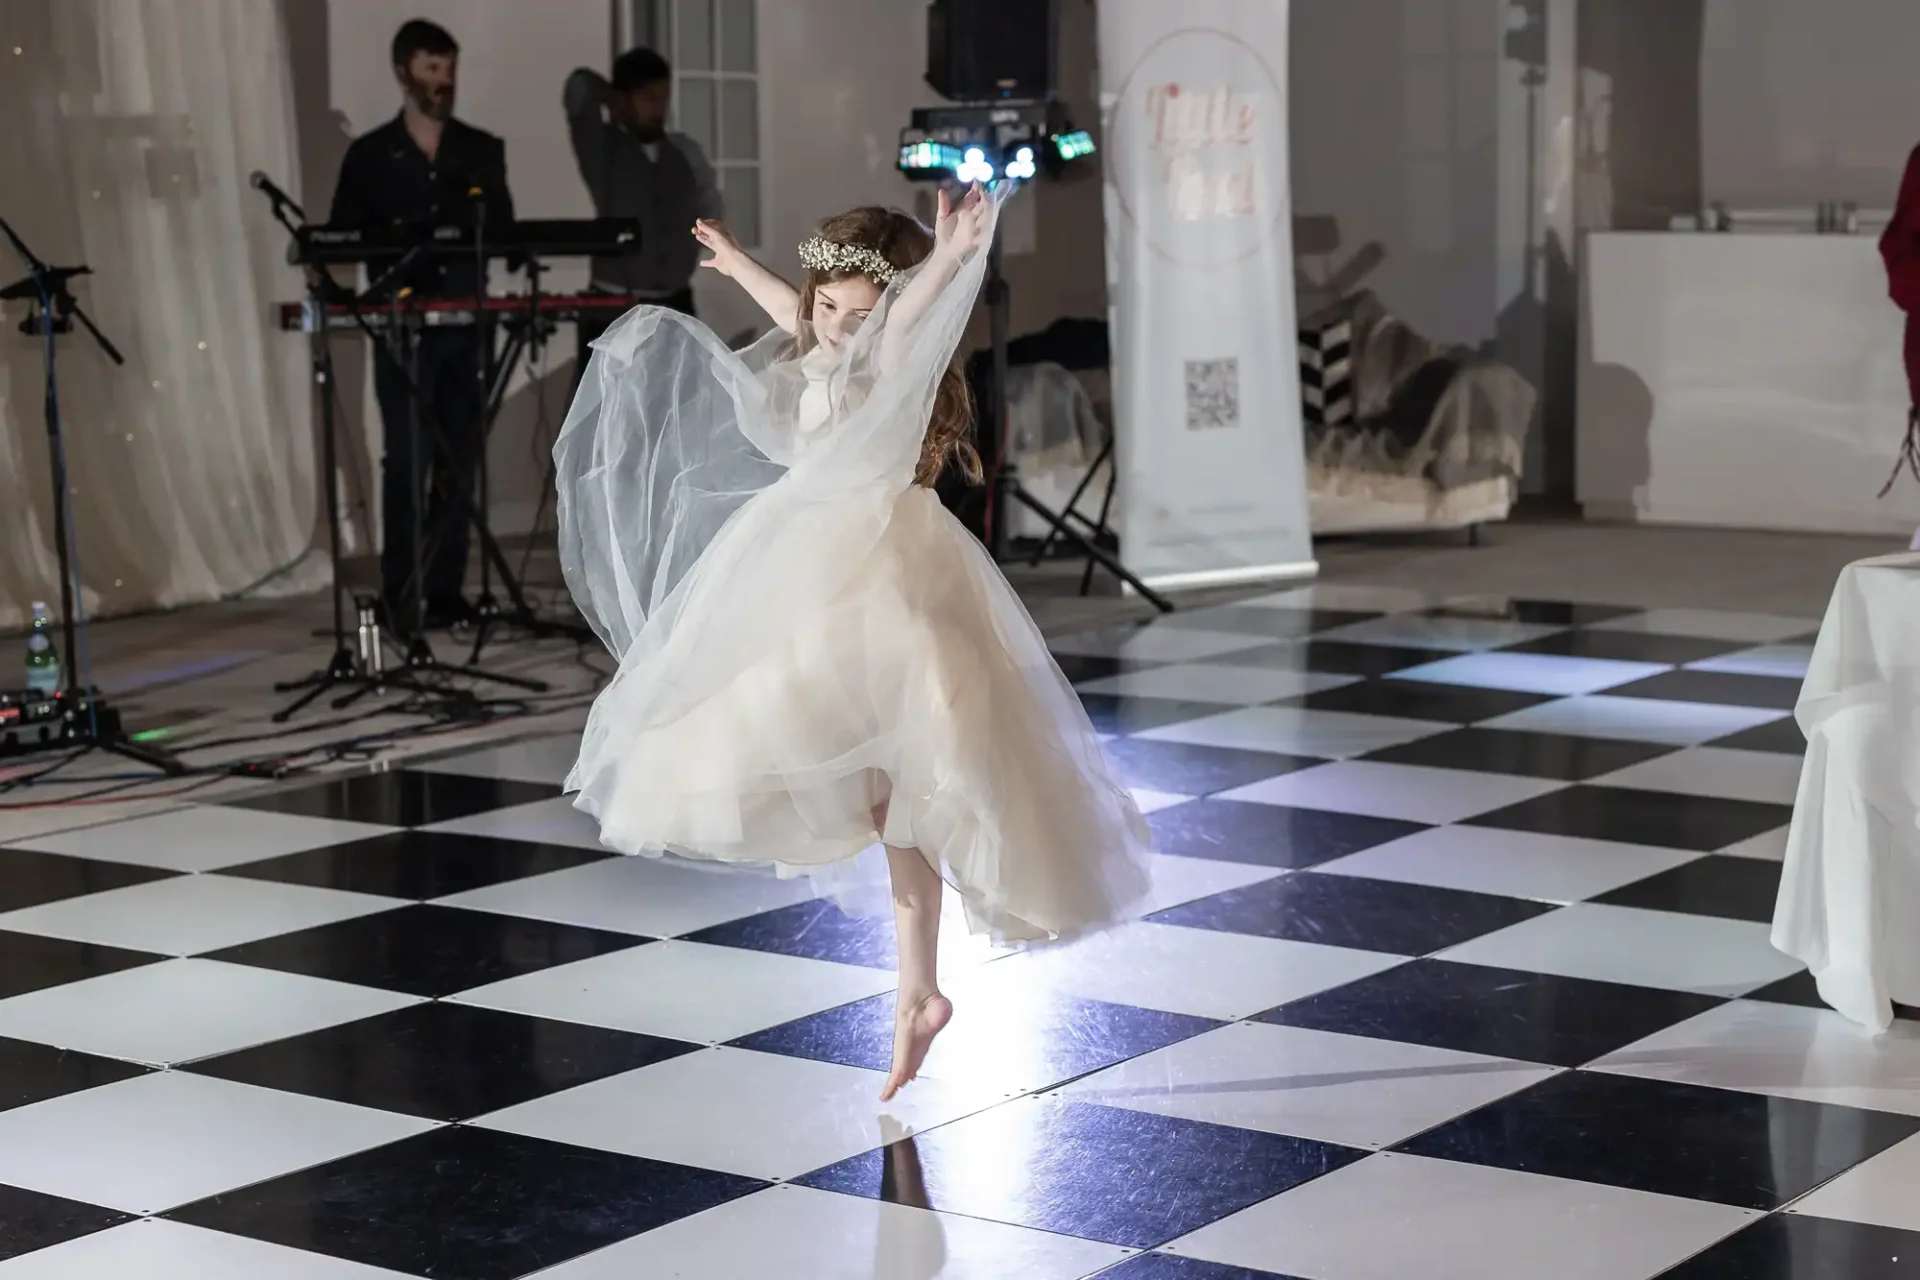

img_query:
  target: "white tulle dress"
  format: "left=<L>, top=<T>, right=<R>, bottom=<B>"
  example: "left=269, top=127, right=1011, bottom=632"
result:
left=553, top=192, right=1152, bottom=943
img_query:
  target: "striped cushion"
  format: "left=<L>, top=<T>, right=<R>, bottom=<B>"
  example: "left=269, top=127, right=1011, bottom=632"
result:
left=1299, top=317, right=1355, bottom=428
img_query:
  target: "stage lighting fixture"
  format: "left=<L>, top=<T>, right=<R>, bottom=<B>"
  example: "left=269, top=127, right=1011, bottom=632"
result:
left=895, top=99, right=1093, bottom=184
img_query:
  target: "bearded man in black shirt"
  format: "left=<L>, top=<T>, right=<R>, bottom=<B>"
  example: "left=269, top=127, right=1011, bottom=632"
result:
left=330, top=19, right=515, bottom=631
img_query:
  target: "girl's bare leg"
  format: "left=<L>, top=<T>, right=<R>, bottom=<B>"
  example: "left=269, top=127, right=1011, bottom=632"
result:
left=874, top=801, right=952, bottom=1102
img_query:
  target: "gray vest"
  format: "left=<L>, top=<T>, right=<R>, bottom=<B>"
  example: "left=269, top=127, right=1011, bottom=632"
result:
left=588, top=135, right=703, bottom=295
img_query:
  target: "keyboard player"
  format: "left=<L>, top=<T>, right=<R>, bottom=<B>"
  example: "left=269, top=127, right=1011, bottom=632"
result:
left=328, top=18, right=514, bottom=631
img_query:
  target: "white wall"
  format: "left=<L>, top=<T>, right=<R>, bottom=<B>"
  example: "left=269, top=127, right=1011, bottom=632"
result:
left=1701, top=0, right=1920, bottom=209
left=1289, top=0, right=1506, bottom=349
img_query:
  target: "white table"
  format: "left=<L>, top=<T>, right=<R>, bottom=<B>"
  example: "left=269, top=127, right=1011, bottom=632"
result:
left=1579, top=232, right=1920, bottom=537
left=1773, top=552, right=1920, bottom=1030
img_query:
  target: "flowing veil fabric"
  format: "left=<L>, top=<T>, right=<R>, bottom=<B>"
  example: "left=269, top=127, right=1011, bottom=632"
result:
left=554, top=184, right=1153, bottom=942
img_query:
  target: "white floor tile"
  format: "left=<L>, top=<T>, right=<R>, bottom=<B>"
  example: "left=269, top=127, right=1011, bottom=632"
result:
left=1237, top=584, right=1433, bottom=614
left=1593, top=1000, right=1920, bottom=1117
left=539, top=1183, right=1130, bottom=1280
left=0, top=873, right=398, bottom=957
left=1315, top=825, right=1704, bottom=904
left=1130, top=853, right=1283, bottom=919
left=1166, top=1151, right=1756, bottom=1280
left=1688, top=644, right=1815, bottom=680
left=451, top=940, right=897, bottom=1044
left=1313, top=615, right=1566, bottom=653
left=1480, top=695, right=1789, bottom=746
left=989, top=921, right=1403, bottom=1021
left=1791, top=1133, right=1920, bottom=1233
left=422, top=795, right=605, bottom=850
left=1129, top=788, right=1193, bottom=816
left=0, top=1219, right=413, bottom=1279
left=1062, top=1022, right=1558, bottom=1151
left=1219, top=761, right=1563, bottom=825
left=4, top=805, right=395, bottom=873
left=410, top=733, right=582, bottom=785
left=0, top=800, right=197, bottom=849
left=0, top=958, right=419, bottom=1067
left=0, top=1071, right=436, bottom=1215
left=1719, top=826, right=1790, bottom=861
left=434, top=852, right=816, bottom=937
left=1048, top=627, right=1269, bottom=663
left=1591, top=746, right=1804, bottom=806
left=1439, top=903, right=1806, bottom=997
left=1592, top=609, right=1816, bottom=643
left=1135, top=705, right=1450, bottom=759
left=475, top=1046, right=1004, bottom=1182
left=1392, top=652, right=1666, bottom=697
left=1075, top=663, right=1355, bottom=705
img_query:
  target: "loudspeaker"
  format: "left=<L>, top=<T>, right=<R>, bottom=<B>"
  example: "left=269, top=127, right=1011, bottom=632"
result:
left=925, top=0, right=1058, bottom=101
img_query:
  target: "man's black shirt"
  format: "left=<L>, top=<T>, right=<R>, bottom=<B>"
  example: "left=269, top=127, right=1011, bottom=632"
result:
left=329, top=114, right=515, bottom=299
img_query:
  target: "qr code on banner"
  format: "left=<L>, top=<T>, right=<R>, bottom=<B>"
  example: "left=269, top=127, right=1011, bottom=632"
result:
left=1184, top=357, right=1240, bottom=431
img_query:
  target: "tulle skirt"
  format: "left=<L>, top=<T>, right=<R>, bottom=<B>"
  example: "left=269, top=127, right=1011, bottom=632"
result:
left=568, top=486, right=1154, bottom=944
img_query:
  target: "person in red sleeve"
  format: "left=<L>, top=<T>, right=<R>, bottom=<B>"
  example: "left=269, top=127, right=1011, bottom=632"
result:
left=1879, top=142, right=1920, bottom=539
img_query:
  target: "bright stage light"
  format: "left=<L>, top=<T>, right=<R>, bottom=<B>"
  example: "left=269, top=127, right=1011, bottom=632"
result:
left=1005, top=145, right=1037, bottom=181
left=956, top=146, right=996, bottom=184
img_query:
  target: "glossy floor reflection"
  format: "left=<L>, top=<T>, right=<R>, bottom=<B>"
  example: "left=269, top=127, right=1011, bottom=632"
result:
left=1, top=591, right=1915, bottom=1278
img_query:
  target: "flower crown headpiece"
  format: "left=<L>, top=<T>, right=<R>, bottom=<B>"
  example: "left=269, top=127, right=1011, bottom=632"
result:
left=798, top=237, right=899, bottom=287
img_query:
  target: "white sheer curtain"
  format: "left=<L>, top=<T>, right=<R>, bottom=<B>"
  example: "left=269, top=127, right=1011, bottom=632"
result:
left=0, top=0, right=316, bottom=634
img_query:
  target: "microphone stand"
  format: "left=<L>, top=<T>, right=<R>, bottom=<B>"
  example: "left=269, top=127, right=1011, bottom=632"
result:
left=0, top=216, right=184, bottom=772
left=256, top=188, right=477, bottom=722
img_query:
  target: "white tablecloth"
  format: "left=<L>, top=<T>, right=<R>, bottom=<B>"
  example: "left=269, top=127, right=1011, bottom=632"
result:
left=1773, top=553, right=1920, bottom=1030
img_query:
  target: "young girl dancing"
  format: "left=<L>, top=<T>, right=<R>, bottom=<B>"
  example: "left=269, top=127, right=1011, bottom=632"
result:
left=555, top=183, right=1151, bottom=1101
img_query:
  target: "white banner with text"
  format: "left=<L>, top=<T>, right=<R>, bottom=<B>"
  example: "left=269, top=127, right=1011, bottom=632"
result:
left=1097, top=0, right=1316, bottom=590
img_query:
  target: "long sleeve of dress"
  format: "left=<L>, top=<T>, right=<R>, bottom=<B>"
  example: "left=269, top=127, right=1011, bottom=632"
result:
left=1880, top=145, right=1920, bottom=315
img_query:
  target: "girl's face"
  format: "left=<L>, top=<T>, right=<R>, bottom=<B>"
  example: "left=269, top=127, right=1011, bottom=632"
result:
left=810, top=275, right=885, bottom=353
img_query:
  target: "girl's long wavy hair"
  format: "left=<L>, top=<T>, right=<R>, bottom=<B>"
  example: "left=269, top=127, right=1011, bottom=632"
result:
left=795, top=206, right=982, bottom=488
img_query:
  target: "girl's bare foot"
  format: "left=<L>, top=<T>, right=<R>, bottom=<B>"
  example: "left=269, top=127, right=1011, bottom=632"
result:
left=880, top=991, right=952, bottom=1102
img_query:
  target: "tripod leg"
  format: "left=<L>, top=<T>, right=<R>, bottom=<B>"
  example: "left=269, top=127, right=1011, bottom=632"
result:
left=1031, top=436, right=1114, bottom=567
left=1009, top=484, right=1174, bottom=612
left=1079, top=449, right=1123, bottom=597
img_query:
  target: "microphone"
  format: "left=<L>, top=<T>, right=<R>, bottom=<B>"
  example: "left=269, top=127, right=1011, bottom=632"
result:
left=249, top=170, right=304, bottom=221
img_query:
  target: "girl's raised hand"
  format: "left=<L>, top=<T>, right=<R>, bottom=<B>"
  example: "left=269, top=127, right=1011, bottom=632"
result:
left=934, top=182, right=990, bottom=259
left=693, top=219, right=745, bottom=276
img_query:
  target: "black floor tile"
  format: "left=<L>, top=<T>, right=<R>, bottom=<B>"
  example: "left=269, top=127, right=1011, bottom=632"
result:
left=1257, top=960, right=1727, bottom=1067
left=203, top=903, right=647, bottom=997
left=222, top=829, right=611, bottom=900
left=0, top=930, right=162, bottom=1001
left=0, top=1184, right=129, bottom=1264
left=1148, top=871, right=1556, bottom=955
left=187, top=1002, right=696, bottom=1121
left=167, top=1125, right=765, bottom=1280
left=1079, top=694, right=1243, bottom=736
left=1220, top=640, right=1440, bottom=678
left=1469, top=785, right=1793, bottom=853
left=1289, top=679, right=1552, bottom=724
left=735, top=989, right=1216, bottom=1092
left=797, top=1098, right=1364, bottom=1249
left=1149, top=799, right=1428, bottom=870
left=1433, top=599, right=1641, bottom=627
left=1053, top=653, right=1170, bottom=684
left=1363, top=727, right=1677, bottom=781
left=0, top=1036, right=150, bottom=1114
left=1399, top=1070, right=1920, bottom=1210
left=1592, top=855, right=1784, bottom=923
left=1607, top=669, right=1803, bottom=711
left=1709, top=716, right=1807, bottom=755
left=1502, top=629, right=1741, bottom=666
left=0, top=847, right=178, bottom=914
left=686, top=898, right=895, bottom=968
left=1102, top=1256, right=1309, bottom=1280
left=223, top=771, right=560, bottom=827
left=1102, top=738, right=1318, bottom=798
left=1656, top=1213, right=1920, bottom=1278
left=1168, top=606, right=1380, bottom=641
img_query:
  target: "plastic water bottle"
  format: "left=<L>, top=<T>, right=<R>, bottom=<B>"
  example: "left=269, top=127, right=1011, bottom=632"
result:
left=24, top=602, right=61, bottom=696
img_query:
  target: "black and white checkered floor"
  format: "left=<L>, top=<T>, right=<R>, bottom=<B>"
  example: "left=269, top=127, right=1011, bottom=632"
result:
left=2, top=584, right=1916, bottom=1279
